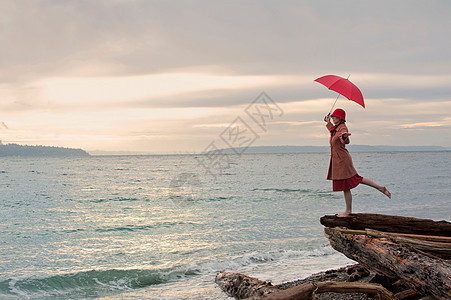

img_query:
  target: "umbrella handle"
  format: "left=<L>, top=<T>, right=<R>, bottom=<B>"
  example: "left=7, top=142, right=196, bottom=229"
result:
left=324, top=113, right=330, bottom=122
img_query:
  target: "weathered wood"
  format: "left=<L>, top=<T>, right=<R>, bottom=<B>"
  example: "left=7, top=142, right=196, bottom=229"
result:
left=365, top=228, right=451, bottom=260
left=256, top=282, right=313, bottom=300
left=333, top=227, right=451, bottom=259
left=347, top=265, right=370, bottom=282
left=325, top=227, right=451, bottom=299
left=215, top=271, right=280, bottom=299
left=216, top=271, right=397, bottom=300
left=261, top=281, right=397, bottom=300
left=313, top=282, right=397, bottom=300
left=395, top=289, right=420, bottom=300
left=336, top=228, right=451, bottom=243
left=320, top=213, right=451, bottom=236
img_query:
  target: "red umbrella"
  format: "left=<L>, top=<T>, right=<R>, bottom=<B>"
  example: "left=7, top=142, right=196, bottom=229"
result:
left=314, top=75, right=365, bottom=115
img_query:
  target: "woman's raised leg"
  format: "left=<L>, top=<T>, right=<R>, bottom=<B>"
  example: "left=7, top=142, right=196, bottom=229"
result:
left=361, top=177, right=391, bottom=198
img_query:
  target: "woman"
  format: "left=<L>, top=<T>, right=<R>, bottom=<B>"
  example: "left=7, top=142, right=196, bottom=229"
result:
left=325, top=108, right=391, bottom=217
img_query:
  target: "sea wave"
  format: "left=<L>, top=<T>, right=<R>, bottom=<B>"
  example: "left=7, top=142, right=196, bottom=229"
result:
left=0, top=267, right=185, bottom=299
left=0, top=245, right=340, bottom=299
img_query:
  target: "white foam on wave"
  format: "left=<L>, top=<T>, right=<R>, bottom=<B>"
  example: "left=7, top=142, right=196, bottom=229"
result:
left=160, top=244, right=351, bottom=283
left=8, top=278, right=28, bottom=298
left=109, top=245, right=355, bottom=299
left=217, top=245, right=354, bottom=285
left=243, top=251, right=354, bottom=284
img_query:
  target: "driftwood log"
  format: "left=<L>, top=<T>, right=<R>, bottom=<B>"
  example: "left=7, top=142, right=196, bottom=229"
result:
left=320, top=213, right=451, bottom=236
left=215, top=271, right=397, bottom=300
left=325, top=226, right=451, bottom=299
left=215, top=272, right=280, bottom=299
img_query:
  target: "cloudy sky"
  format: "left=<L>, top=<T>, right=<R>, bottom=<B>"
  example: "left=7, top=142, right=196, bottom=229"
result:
left=1, top=0, right=450, bottom=154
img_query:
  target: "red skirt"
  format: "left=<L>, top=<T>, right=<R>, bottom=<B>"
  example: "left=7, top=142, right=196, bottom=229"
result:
left=333, top=174, right=363, bottom=191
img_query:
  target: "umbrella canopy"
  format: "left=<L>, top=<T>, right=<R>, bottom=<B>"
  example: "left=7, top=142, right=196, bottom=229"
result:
left=315, top=75, right=365, bottom=108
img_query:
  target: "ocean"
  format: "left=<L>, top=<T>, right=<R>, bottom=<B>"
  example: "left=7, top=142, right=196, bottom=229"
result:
left=0, top=152, right=450, bottom=299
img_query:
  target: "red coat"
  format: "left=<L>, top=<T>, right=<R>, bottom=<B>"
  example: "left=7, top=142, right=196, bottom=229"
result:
left=326, top=122, right=358, bottom=180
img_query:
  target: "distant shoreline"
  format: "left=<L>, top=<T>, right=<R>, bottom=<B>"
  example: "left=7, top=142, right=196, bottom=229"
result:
left=0, top=143, right=90, bottom=157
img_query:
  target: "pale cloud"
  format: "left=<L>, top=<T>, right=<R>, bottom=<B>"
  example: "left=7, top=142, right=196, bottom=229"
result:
left=36, top=73, right=289, bottom=105
left=192, top=123, right=238, bottom=129
left=1, top=72, right=310, bottom=112
left=400, top=118, right=451, bottom=129
left=271, top=121, right=321, bottom=126
left=356, top=73, right=451, bottom=89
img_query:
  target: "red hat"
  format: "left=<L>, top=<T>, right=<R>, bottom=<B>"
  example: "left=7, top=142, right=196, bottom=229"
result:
left=331, top=108, right=346, bottom=121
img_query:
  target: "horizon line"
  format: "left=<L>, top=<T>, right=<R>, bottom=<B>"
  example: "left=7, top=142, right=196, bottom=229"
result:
left=88, top=144, right=451, bottom=156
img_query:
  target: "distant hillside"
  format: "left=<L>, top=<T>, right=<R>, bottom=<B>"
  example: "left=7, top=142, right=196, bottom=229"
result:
left=0, top=143, right=90, bottom=157
left=217, top=145, right=450, bottom=154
